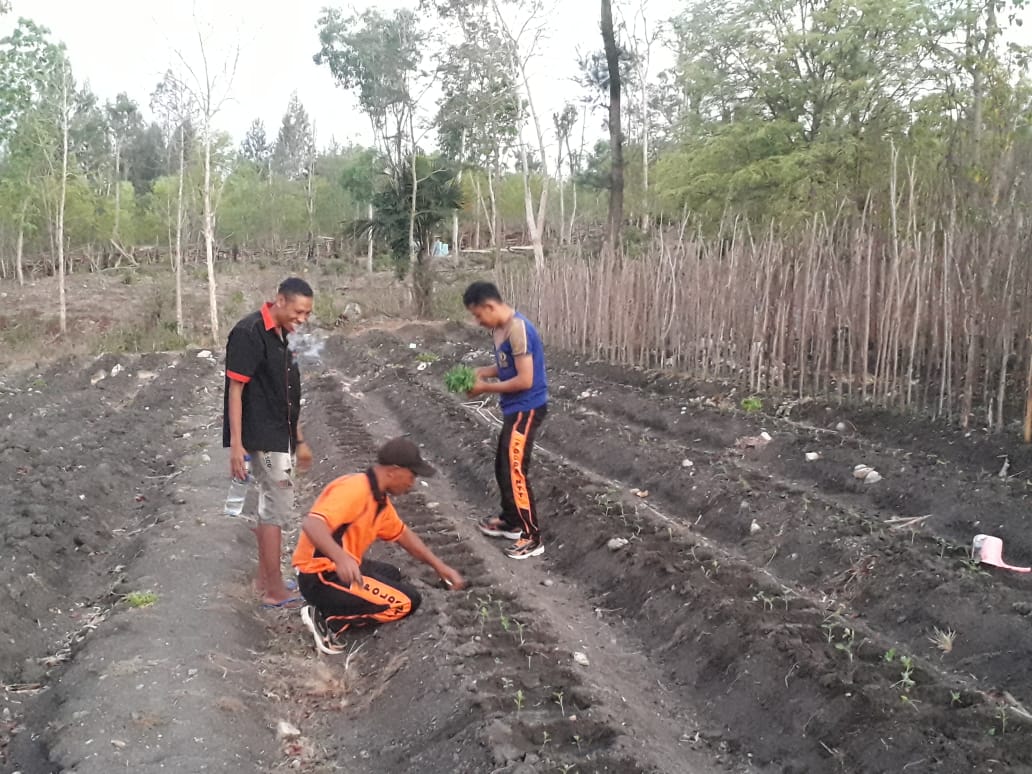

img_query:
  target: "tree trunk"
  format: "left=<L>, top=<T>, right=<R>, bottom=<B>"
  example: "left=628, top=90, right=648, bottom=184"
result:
left=518, top=141, right=542, bottom=265
left=367, top=202, right=374, bottom=272
left=413, top=251, right=433, bottom=319
left=175, top=123, right=186, bottom=337
left=489, top=161, right=501, bottom=270
left=306, top=143, right=316, bottom=261
left=601, top=0, right=624, bottom=248
left=203, top=125, right=219, bottom=341
left=112, top=139, right=122, bottom=243
left=641, top=76, right=650, bottom=233
left=57, top=61, right=69, bottom=335
left=15, top=199, right=27, bottom=287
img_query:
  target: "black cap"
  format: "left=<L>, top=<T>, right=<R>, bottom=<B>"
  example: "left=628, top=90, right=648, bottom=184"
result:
left=377, top=438, right=436, bottom=477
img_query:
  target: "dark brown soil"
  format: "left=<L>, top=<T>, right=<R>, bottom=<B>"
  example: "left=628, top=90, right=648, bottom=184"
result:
left=4, top=306, right=1032, bottom=774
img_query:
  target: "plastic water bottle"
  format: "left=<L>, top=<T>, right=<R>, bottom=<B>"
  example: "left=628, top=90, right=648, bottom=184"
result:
left=224, top=454, right=252, bottom=516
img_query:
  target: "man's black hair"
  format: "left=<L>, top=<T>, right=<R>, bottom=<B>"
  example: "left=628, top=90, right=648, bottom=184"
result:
left=463, top=281, right=503, bottom=307
left=278, top=277, right=314, bottom=299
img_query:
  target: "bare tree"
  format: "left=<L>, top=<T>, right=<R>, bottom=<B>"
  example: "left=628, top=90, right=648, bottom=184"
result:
left=489, top=0, right=553, bottom=269
left=151, top=72, right=196, bottom=337
left=601, top=0, right=623, bottom=248
left=172, top=14, right=238, bottom=341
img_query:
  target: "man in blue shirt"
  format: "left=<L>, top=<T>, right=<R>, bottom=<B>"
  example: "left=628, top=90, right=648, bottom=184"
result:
left=463, top=281, right=548, bottom=559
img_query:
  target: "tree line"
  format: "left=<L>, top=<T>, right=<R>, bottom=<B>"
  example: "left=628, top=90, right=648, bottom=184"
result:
left=2, top=0, right=1031, bottom=429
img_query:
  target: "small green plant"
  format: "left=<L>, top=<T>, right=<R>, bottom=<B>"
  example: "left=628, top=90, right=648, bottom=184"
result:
left=553, top=689, right=566, bottom=718
left=740, top=396, right=763, bottom=412
left=900, top=695, right=922, bottom=712
left=833, top=626, right=858, bottom=662
left=514, top=688, right=525, bottom=715
left=444, top=365, right=476, bottom=393
left=990, top=705, right=1007, bottom=734
left=884, top=648, right=897, bottom=663
left=514, top=619, right=526, bottom=645
left=894, top=655, right=916, bottom=691
left=950, top=690, right=962, bottom=706
left=416, top=352, right=439, bottom=364
left=124, top=590, right=158, bottom=608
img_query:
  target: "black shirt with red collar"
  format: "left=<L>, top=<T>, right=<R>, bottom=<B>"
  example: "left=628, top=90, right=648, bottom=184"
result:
left=222, top=302, right=301, bottom=453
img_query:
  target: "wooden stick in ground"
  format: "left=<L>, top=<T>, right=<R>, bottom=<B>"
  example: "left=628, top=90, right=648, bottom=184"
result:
left=1024, top=336, right=1032, bottom=443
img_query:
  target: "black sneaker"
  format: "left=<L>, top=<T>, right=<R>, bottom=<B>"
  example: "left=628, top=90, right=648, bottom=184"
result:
left=506, top=537, right=545, bottom=559
left=478, top=515, right=522, bottom=540
left=300, top=605, right=346, bottom=655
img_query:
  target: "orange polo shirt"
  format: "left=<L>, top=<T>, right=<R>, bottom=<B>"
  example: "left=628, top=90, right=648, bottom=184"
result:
left=292, top=470, right=407, bottom=575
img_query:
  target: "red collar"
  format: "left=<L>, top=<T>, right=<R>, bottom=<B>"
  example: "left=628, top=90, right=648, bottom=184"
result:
left=260, top=302, right=278, bottom=332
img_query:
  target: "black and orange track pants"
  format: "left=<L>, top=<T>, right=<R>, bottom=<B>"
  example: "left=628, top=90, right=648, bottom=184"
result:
left=297, top=559, right=422, bottom=636
left=496, top=406, right=547, bottom=541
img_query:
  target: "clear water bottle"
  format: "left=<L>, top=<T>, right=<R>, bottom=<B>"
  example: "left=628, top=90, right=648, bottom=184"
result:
left=224, top=454, right=252, bottom=517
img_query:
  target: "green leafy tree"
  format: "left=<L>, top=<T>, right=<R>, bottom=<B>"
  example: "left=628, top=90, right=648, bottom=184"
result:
left=315, top=8, right=426, bottom=171
left=355, top=156, right=463, bottom=318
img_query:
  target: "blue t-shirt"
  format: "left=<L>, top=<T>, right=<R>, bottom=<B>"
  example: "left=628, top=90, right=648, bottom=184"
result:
left=494, top=312, right=548, bottom=415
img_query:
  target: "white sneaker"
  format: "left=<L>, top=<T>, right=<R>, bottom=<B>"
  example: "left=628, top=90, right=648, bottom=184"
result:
left=300, top=605, right=346, bottom=655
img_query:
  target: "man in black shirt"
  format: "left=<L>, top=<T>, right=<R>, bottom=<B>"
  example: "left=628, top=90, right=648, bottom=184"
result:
left=223, top=277, right=314, bottom=607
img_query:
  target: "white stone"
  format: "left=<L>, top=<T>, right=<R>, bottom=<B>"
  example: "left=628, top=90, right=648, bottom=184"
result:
left=573, top=652, right=590, bottom=666
left=276, top=720, right=302, bottom=740
left=607, top=537, right=629, bottom=551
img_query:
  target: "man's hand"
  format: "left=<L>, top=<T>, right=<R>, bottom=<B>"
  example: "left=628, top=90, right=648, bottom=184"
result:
left=438, top=565, right=466, bottom=591
left=467, top=378, right=488, bottom=397
left=295, top=441, right=313, bottom=473
left=334, top=553, right=363, bottom=588
left=229, top=445, right=249, bottom=481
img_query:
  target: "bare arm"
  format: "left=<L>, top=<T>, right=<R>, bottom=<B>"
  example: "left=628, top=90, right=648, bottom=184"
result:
left=227, top=380, right=248, bottom=480
left=471, top=354, right=534, bottom=395
left=475, top=364, right=499, bottom=379
left=396, top=528, right=466, bottom=589
left=301, top=515, right=363, bottom=586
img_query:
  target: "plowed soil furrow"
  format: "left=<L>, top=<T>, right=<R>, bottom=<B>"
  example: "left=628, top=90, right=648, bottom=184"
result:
left=295, top=371, right=707, bottom=773
left=331, top=324, right=1032, bottom=773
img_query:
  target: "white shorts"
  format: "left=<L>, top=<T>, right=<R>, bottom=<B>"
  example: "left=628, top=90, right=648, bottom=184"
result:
left=250, top=451, right=294, bottom=529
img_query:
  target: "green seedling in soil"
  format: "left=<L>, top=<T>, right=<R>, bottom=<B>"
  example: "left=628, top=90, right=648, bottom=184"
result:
left=514, top=619, right=527, bottom=645
left=927, top=627, right=957, bottom=655
left=950, top=691, right=962, bottom=706
left=124, top=591, right=158, bottom=608
left=514, top=688, right=525, bottom=716
left=900, top=695, right=922, bottom=713
left=415, top=352, right=439, bottom=364
left=444, top=365, right=476, bottom=393
left=540, top=730, right=551, bottom=751
left=573, top=734, right=583, bottom=752
left=553, top=690, right=566, bottom=718
left=990, top=706, right=1008, bottom=736
left=884, top=648, right=897, bottom=663
left=740, top=396, right=763, bottom=412
left=894, top=655, right=916, bottom=691
left=833, top=626, right=859, bottom=662
left=754, top=591, right=776, bottom=611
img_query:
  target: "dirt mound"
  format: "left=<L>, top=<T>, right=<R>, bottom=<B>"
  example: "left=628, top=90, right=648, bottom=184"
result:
left=6, top=317, right=1032, bottom=773
left=331, top=322, right=1032, bottom=772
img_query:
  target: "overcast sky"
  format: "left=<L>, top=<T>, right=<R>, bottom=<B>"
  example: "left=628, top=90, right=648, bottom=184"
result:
left=1, top=0, right=679, bottom=149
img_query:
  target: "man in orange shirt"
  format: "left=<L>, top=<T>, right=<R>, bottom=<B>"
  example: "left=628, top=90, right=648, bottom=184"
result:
left=293, top=438, right=466, bottom=655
